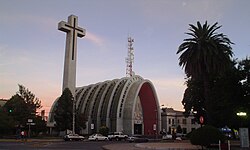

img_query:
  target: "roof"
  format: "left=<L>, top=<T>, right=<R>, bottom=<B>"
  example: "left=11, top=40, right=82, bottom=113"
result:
left=0, top=99, right=8, bottom=107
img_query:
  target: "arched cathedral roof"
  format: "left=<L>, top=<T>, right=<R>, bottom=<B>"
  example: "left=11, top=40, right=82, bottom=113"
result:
left=48, top=75, right=160, bottom=135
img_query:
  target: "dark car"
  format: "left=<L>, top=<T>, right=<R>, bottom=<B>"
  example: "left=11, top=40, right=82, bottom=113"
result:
left=127, top=135, right=149, bottom=143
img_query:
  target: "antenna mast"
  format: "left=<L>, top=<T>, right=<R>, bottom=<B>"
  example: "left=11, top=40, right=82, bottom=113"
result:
left=126, top=37, right=135, bottom=77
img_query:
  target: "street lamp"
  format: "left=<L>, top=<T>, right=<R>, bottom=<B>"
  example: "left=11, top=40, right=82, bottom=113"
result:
left=236, top=111, right=249, bottom=148
left=237, top=111, right=247, bottom=127
left=237, top=112, right=247, bottom=117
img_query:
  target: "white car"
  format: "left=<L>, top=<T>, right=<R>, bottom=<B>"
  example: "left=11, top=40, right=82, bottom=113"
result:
left=108, top=132, right=128, bottom=141
left=162, top=134, right=173, bottom=140
left=63, top=134, right=85, bottom=141
left=88, top=134, right=108, bottom=141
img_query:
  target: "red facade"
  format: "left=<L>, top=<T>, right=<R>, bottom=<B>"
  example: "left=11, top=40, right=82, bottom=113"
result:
left=139, top=82, right=158, bottom=135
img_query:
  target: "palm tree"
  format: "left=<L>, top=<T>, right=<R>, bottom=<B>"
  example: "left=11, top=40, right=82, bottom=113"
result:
left=177, top=21, right=233, bottom=124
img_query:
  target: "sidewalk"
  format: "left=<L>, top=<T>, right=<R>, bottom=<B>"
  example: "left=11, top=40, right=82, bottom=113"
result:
left=136, top=142, right=200, bottom=150
left=103, top=140, right=249, bottom=150
left=103, top=141, right=201, bottom=150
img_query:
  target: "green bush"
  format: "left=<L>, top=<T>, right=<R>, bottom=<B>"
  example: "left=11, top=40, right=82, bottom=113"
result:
left=190, top=125, right=226, bottom=147
left=99, top=126, right=109, bottom=136
left=186, top=130, right=193, bottom=139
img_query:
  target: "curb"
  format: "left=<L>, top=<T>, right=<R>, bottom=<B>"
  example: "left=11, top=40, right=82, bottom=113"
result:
left=135, top=143, right=200, bottom=150
left=102, top=145, right=109, bottom=150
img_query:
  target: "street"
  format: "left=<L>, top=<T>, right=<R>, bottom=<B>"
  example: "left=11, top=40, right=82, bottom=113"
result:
left=0, top=139, right=247, bottom=150
left=0, top=140, right=115, bottom=150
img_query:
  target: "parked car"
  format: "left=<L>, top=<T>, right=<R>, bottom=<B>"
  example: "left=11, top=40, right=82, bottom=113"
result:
left=176, top=137, right=182, bottom=141
left=176, top=133, right=186, bottom=140
left=162, top=134, right=172, bottom=140
left=88, top=134, right=108, bottom=141
left=63, top=134, right=85, bottom=141
left=108, top=132, right=128, bottom=141
left=127, top=135, right=149, bottom=143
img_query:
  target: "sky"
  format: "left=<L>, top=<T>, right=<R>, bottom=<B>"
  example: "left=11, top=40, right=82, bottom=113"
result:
left=0, top=0, right=250, bottom=116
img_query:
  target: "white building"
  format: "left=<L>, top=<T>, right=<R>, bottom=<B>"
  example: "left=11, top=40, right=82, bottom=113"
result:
left=48, top=15, right=161, bottom=136
left=48, top=75, right=161, bottom=136
left=161, top=108, right=200, bottom=134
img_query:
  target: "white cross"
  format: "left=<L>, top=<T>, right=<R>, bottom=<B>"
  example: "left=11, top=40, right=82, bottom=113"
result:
left=58, top=15, right=86, bottom=60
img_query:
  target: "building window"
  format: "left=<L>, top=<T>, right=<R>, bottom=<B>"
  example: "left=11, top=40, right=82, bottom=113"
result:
left=182, top=119, right=186, bottom=124
left=191, top=118, right=196, bottom=124
left=183, top=128, right=187, bottom=134
left=172, top=119, right=175, bottom=125
left=177, top=119, right=179, bottom=124
left=168, top=118, right=171, bottom=124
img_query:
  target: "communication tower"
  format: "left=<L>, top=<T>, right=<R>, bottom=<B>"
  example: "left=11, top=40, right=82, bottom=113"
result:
left=126, top=37, right=135, bottom=77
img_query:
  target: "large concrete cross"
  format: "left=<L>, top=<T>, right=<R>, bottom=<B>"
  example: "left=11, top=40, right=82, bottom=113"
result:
left=58, top=15, right=86, bottom=96
left=58, top=15, right=85, bottom=135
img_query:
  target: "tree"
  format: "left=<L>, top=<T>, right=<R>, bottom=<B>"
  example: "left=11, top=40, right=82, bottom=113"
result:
left=2, top=85, right=46, bottom=135
left=17, top=84, right=41, bottom=113
left=0, top=107, right=15, bottom=135
left=182, top=78, right=205, bottom=119
left=99, top=126, right=109, bottom=136
left=182, top=58, right=250, bottom=128
left=190, top=125, right=226, bottom=147
left=32, top=116, right=47, bottom=136
left=208, top=61, right=243, bottom=127
left=238, top=57, right=250, bottom=107
left=54, top=88, right=73, bottom=132
left=236, top=57, right=250, bottom=128
left=75, top=112, right=87, bottom=133
left=4, top=94, right=30, bottom=126
left=4, top=85, right=42, bottom=125
left=177, top=21, right=234, bottom=124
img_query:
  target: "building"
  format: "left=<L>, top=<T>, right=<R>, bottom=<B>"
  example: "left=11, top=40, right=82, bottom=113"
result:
left=0, top=99, right=7, bottom=107
left=47, top=15, right=161, bottom=136
left=161, top=108, right=200, bottom=135
left=48, top=75, right=161, bottom=136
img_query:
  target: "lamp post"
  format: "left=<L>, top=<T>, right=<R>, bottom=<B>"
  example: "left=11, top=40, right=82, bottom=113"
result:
left=237, top=112, right=247, bottom=127
left=72, top=97, right=75, bottom=134
left=237, top=111, right=249, bottom=148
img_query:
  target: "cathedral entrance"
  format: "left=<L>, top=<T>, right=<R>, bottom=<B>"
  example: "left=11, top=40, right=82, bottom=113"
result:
left=134, top=124, right=142, bottom=134
left=134, top=97, right=143, bottom=135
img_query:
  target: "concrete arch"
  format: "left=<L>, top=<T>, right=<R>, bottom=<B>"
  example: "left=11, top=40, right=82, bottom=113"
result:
left=137, top=80, right=160, bottom=135
left=47, top=75, right=160, bottom=136
left=107, top=77, right=127, bottom=132
left=123, top=79, right=160, bottom=135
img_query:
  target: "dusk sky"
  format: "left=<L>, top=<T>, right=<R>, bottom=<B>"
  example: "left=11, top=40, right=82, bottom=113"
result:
left=1, top=0, right=249, bottom=115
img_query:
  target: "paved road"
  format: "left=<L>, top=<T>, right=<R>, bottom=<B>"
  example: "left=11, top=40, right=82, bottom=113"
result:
left=0, top=140, right=114, bottom=150
left=1, top=139, right=247, bottom=150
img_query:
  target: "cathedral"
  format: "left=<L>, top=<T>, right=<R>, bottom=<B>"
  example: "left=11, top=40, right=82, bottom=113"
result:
left=48, top=75, right=161, bottom=135
left=47, top=15, right=161, bottom=136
